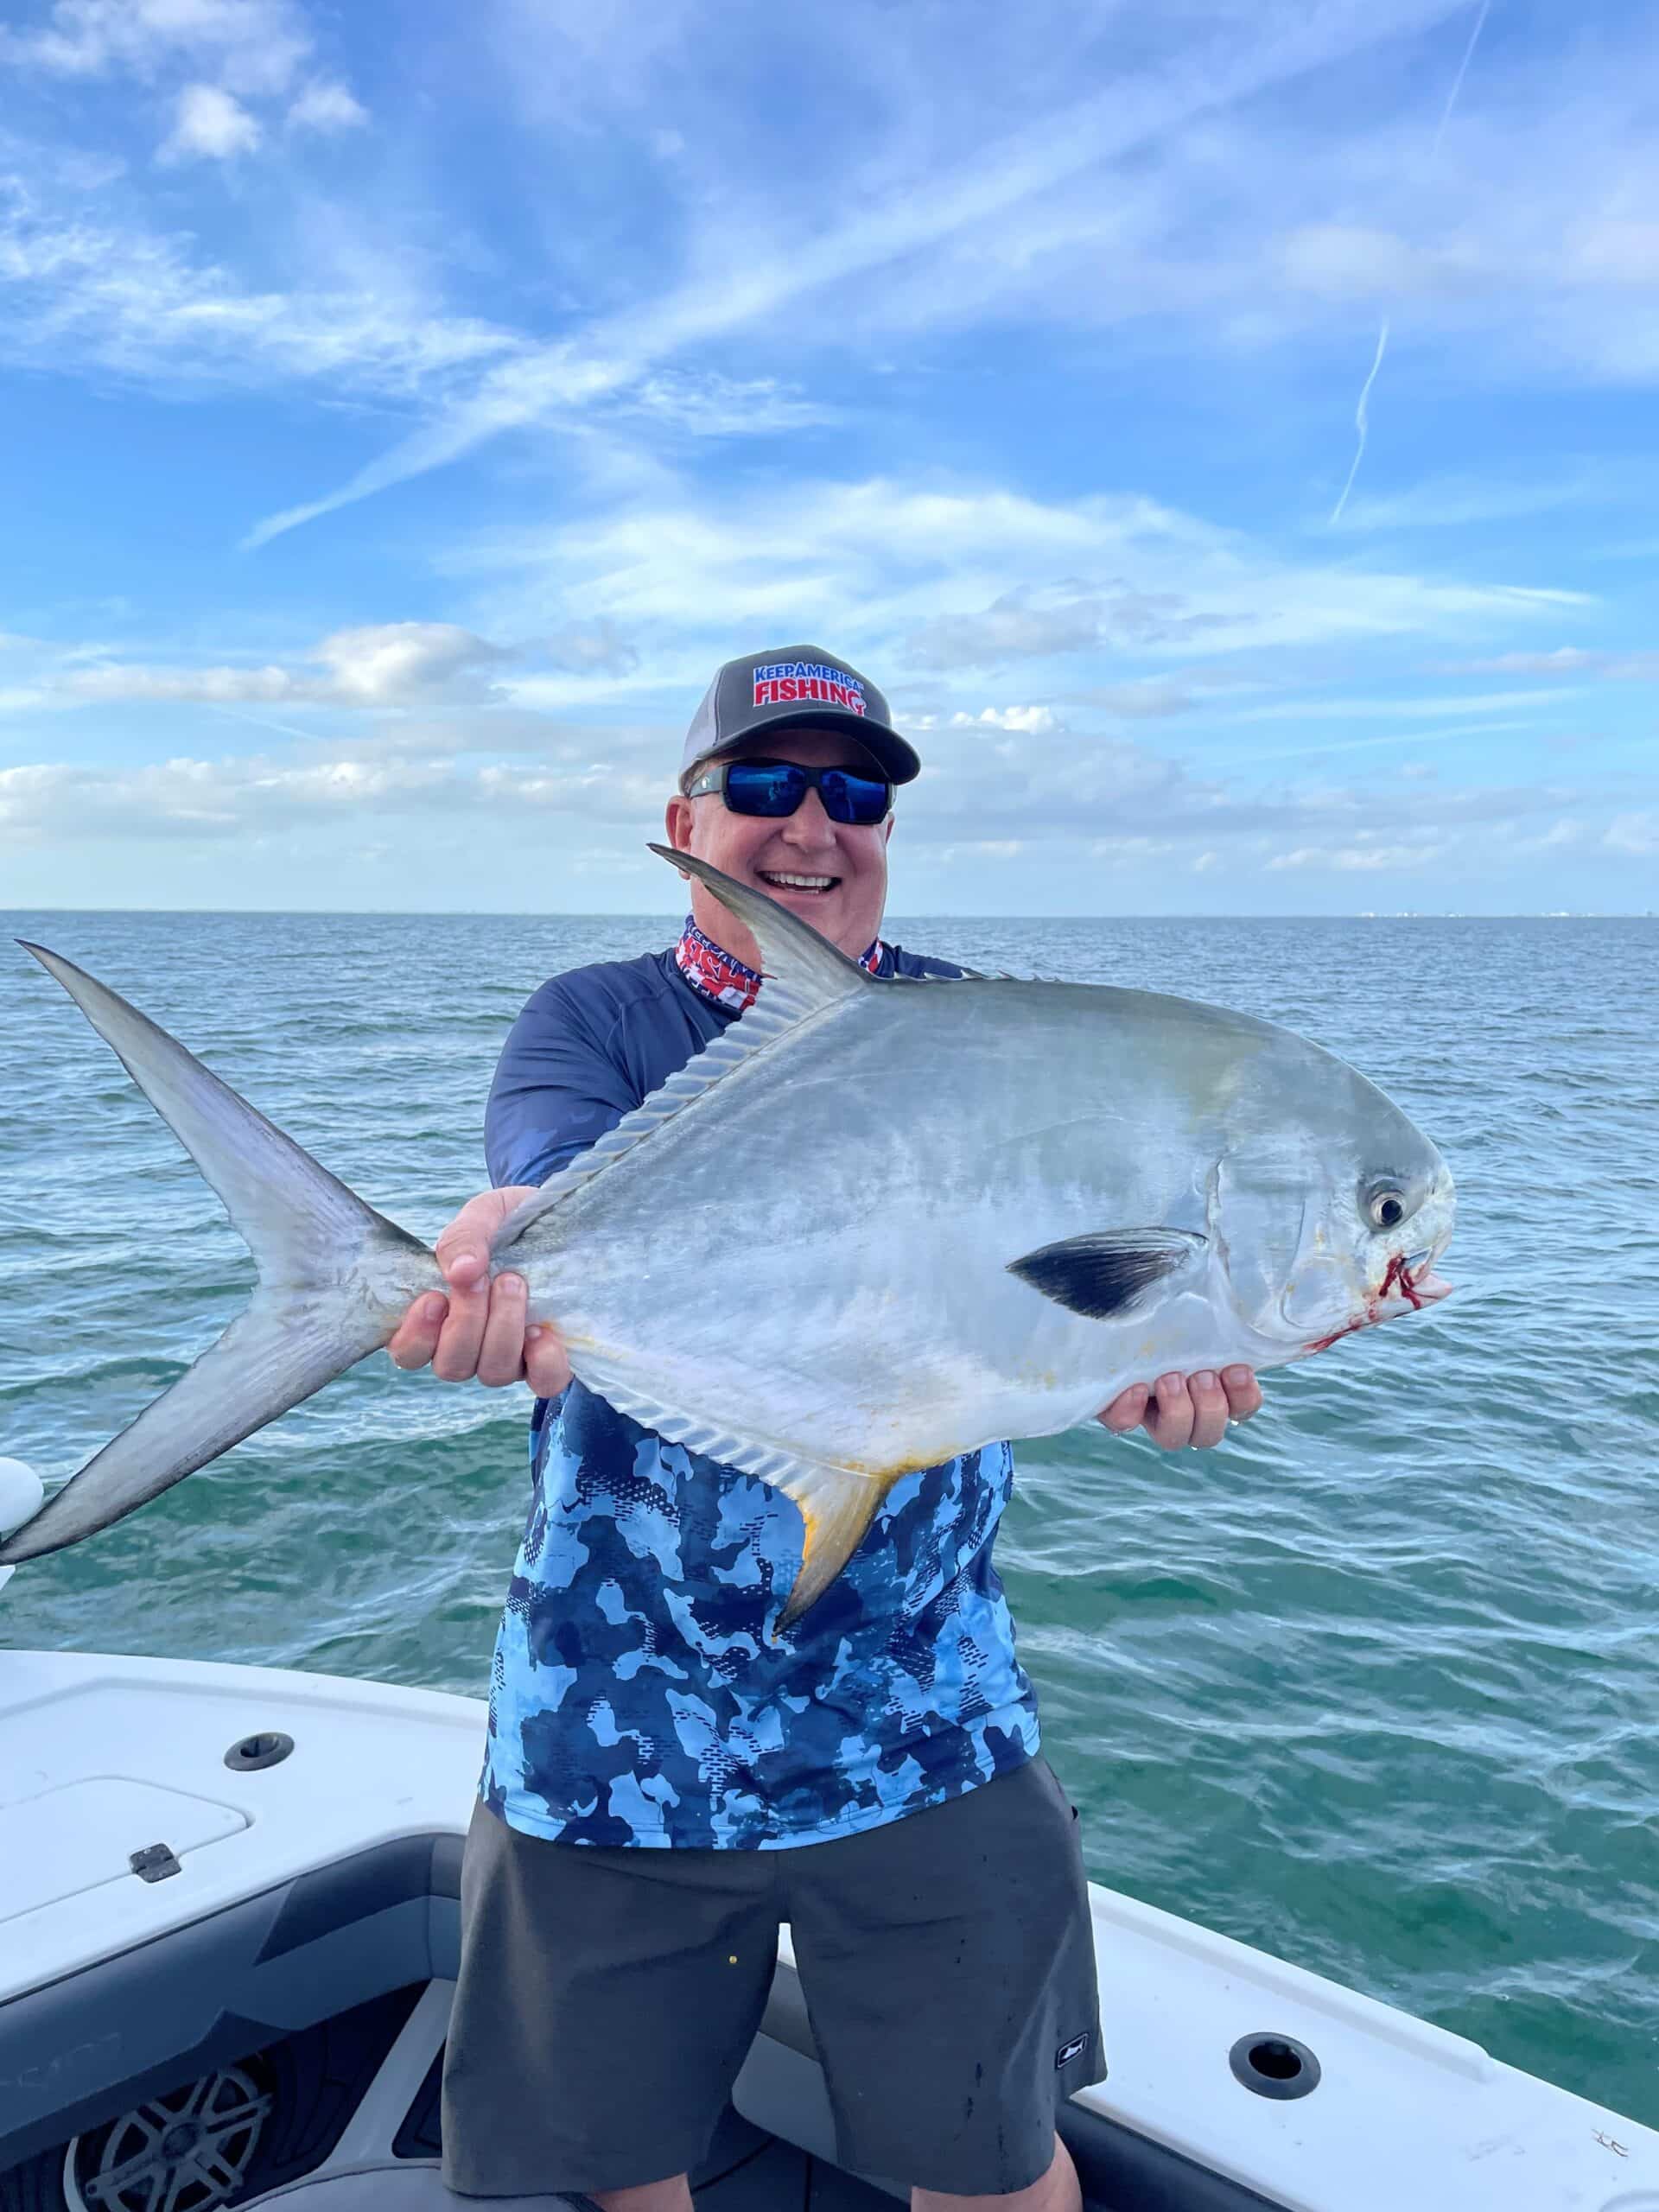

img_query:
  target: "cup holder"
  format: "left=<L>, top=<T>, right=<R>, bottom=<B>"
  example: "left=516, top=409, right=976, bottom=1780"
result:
left=1229, top=2031, right=1321, bottom=2101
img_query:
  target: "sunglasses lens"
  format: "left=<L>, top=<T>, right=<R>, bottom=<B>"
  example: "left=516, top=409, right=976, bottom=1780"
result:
left=722, top=762, right=808, bottom=816
left=716, top=760, right=891, bottom=824
left=818, top=769, right=892, bottom=825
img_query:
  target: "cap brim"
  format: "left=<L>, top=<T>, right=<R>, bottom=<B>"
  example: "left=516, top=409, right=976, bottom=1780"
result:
left=703, top=703, right=921, bottom=785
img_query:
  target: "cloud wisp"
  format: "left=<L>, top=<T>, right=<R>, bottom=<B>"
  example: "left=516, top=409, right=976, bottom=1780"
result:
left=243, top=0, right=1475, bottom=548
left=53, top=623, right=512, bottom=709
left=440, top=474, right=1588, bottom=691
left=1440, top=649, right=1659, bottom=680
left=2, top=0, right=365, bottom=160
left=158, top=84, right=263, bottom=164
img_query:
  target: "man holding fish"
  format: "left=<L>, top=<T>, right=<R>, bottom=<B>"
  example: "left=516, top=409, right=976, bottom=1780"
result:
left=389, top=648, right=1266, bottom=2212
left=10, top=642, right=1450, bottom=2209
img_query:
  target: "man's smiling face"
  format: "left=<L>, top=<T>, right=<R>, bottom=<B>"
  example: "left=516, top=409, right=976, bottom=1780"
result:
left=664, top=726, right=894, bottom=966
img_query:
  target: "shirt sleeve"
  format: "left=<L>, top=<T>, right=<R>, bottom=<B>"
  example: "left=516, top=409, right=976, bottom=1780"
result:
left=484, top=976, right=640, bottom=1191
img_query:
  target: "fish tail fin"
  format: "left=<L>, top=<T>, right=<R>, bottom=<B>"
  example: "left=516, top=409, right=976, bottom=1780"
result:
left=0, top=944, right=442, bottom=1564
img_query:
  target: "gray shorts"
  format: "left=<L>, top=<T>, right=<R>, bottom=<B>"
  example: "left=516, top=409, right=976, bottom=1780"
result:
left=441, top=1757, right=1104, bottom=2198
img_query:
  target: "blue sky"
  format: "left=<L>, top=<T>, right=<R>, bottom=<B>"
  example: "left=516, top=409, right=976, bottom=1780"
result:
left=2, top=0, right=1656, bottom=915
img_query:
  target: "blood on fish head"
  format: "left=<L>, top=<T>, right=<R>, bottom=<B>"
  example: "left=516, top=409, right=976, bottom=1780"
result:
left=1198, top=1044, right=1456, bottom=1360
left=1295, top=1161, right=1457, bottom=1355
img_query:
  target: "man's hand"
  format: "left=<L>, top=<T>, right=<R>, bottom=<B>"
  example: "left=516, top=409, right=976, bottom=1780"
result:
left=1098, top=1367, right=1262, bottom=1451
left=386, top=1187, right=573, bottom=1398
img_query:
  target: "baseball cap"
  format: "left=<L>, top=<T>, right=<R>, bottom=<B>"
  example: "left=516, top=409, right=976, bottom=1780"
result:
left=679, top=644, right=921, bottom=790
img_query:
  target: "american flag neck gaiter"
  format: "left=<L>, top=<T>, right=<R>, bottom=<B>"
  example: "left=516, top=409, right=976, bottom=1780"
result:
left=674, top=915, right=885, bottom=1013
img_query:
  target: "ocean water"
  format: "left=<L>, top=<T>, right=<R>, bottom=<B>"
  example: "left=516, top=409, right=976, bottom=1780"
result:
left=2, top=911, right=1656, bottom=2128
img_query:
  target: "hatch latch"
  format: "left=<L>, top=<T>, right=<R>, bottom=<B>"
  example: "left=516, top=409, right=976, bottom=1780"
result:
left=129, top=1841, right=183, bottom=1883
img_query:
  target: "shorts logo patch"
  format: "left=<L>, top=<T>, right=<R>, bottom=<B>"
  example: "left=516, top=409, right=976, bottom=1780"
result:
left=751, top=660, right=868, bottom=715
left=1055, top=2031, right=1090, bottom=2069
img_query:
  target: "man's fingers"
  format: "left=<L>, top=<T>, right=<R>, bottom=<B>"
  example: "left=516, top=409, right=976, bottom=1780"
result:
left=1143, top=1372, right=1196, bottom=1450
left=430, top=1268, right=490, bottom=1381
left=476, top=1274, right=530, bottom=1388
left=1187, top=1370, right=1230, bottom=1450
left=387, top=1293, right=449, bottom=1372
left=435, top=1186, right=533, bottom=1289
left=1098, top=1382, right=1150, bottom=1433
left=434, top=1219, right=493, bottom=1291
left=389, top=1190, right=548, bottom=1386
left=1102, top=1368, right=1264, bottom=1449
left=1222, top=1365, right=1263, bottom=1422
left=524, top=1324, right=574, bottom=1400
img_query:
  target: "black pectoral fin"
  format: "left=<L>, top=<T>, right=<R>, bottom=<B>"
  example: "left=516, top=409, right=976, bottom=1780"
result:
left=1007, top=1228, right=1206, bottom=1319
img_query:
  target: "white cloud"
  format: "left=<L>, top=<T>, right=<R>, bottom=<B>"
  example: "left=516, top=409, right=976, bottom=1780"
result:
left=1267, top=841, right=1447, bottom=873
left=3, top=705, right=1648, bottom=917
left=59, top=623, right=511, bottom=708
left=5, top=0, right=363, bottom=164
left=947, top=705, right=1058, bottom=733
left=316, top=624, right=507, bottom=704
left=626, top=372, right=836, bottom=437
left=158, top=84, right=261, bottom=163
left=286, top=79, right=366, bottom=132
left=1443, top=649, right=1659, bottom=680
left=1228, top=688, right=1577, bottom=722
left=0, top=741, right=684, bottom=847
left=1327, top=468, right=1632, bottom=535
left=443, top=474, right=1589, bottom=691
left=1564, top=220, right=1659, bottom=289
left=0, top=181, right=518, bottom=394
left=1071, top=680, right=1206, bottom=718
left=1089, top=835, right=1177, bottom=860
left=1605, top=812, right=1659, bottom=855
left=906, top=582, right=1213, bottom=669
left=543, top=619, right=641, bottom=676
left=0, top=0, right=310, bottom=95
left=1278, top=224, right=1486, bottom=305
left=0, top=753, right=451, bottom=840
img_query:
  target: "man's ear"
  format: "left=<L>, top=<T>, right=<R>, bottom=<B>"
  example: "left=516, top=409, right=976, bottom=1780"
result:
left=883, top=813, right=894, bottom=846
left=664, top=794, right=694, bottom=856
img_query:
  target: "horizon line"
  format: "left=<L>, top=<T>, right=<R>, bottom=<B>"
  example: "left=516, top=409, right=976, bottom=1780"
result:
left=2, top=906, right=1653, bottom=922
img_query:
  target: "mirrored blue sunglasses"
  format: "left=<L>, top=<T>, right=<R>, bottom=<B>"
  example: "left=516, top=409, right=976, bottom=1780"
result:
left=685, top=758, right=893, bottom=827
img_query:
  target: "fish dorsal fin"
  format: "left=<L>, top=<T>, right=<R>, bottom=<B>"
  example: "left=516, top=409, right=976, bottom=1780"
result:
left=646, top=843, right=876, bottom=1020
left=887, top=959, right=1063, bottom=984
left=946, top=964, right=1061, bottom=983
left=494, top=852, right=874, bottom=1255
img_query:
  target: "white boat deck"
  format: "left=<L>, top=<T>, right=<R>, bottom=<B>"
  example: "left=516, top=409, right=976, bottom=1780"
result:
left=3, top=1647, right=1655, bottom=2212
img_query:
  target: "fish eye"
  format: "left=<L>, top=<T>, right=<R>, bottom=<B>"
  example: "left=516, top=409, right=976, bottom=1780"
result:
left=1367, top=1188, right=1408, bottom=1231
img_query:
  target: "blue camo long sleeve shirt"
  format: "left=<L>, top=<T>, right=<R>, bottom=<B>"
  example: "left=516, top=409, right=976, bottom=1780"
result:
left=479, top=939, right=1040, bottom=1849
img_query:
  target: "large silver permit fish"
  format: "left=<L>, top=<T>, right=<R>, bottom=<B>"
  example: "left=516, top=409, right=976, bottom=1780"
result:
left=1, top=848, right=1454, bottom=1624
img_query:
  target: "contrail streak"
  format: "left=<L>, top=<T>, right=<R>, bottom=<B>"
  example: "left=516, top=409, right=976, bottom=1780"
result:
left=1329, top=316, right=1389, bottom=525
left=1329, top=0, right=1494, bottom=525
left=1431, top=0, right=1494, bottom=158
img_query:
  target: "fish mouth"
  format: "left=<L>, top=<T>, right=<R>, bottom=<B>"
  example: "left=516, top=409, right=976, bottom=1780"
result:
left=1300, top=1236, right=1453, bottom=1356
left=1365, top=1237, right=1455, bottom=1323
left=1383, top=1244, right=1454, bottom=1306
